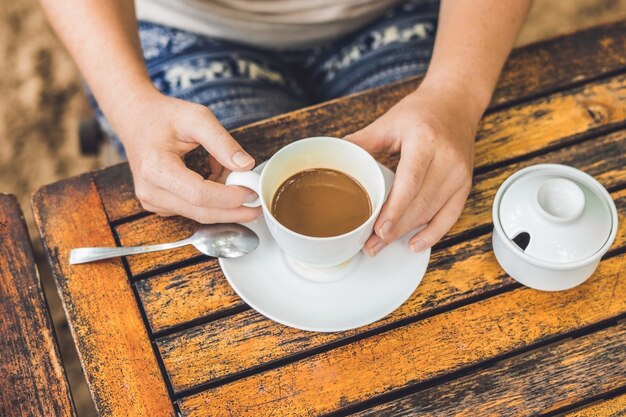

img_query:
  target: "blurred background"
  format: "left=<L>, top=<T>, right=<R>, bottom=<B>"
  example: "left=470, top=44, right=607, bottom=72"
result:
left=0, top=0, right=625, bottom=415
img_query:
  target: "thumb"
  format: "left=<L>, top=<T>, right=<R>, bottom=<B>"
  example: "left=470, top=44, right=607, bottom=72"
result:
left=177, top=104, right=254, bottom=172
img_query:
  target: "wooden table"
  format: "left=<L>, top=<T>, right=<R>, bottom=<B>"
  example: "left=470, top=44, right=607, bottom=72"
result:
left=0, top=194, right=75, bottom=417
left=33, top=23, right=626, bottom=416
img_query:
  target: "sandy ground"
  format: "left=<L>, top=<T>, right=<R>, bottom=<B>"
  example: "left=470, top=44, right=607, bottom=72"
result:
left=0, top=1, right=624, bottom=416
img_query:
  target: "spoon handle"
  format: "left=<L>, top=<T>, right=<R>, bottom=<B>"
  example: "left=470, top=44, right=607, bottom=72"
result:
left=69, top=239, right=192, bottom=265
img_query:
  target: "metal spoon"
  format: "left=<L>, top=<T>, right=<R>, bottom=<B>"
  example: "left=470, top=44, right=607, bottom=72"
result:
left=69, top=224, right=259, bottom=265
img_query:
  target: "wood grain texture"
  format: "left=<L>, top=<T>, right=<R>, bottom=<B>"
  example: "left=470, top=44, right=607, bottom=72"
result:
left=0, top=194, right=75, bottom=417
left=352, top=323, right=626, bottom=417
left=158, top=187, right=626, bottom=394
left=472, top=74, right=626, bottom=169
left=121, top=129, right=626, bottom=278
left=94, top=22, right=626, bottom=222
left=116, top=216, right=200, bottom=278
left=177, top=253, right=626, bottom=417
left=31, top=176, right=175, bottom=417
left=135, top=260, right=240, bottom=333
left=564, top=393, right=626, bottom=417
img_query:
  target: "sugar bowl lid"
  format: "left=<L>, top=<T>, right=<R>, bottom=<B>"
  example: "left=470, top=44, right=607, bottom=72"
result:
left=495, top=164, right=617, bottom=264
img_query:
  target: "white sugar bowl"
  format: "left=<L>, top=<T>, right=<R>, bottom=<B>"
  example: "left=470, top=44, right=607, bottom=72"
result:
left=492, top=164, right=618, bottom=291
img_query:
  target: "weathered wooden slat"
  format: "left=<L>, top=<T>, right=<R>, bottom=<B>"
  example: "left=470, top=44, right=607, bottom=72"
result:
left=116, top=215, right=199, bottom=278
left=472, top=74, right=625, bottom=169
left=95, top=163, right=137, bottom=223
left=95, top=22, right=626, bottom=222
left=158, top=186, right=626, bottom=394
left=0, top=194, right=75, bottom=417
left=176, top=252, right=626, bottom=416
left=117, top=219, right=197, bottom=278
left=122, top=128, right=626, bottom=278
left=135, top=260, right=240, bottom=333
left=352, top=323, right=626, bottom=416
left=564, top=392, right=626, bottom=417
left=31, top=176, right=175, bottom=417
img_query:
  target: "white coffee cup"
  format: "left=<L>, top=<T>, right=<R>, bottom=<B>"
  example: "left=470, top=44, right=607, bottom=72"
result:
left=226, top=137, right=386, bottom=272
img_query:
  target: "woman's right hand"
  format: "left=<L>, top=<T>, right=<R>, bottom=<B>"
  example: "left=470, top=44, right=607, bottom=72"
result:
left=40, top=0, right=259, bottom=223
left=113, top=90, right=262, bottom=224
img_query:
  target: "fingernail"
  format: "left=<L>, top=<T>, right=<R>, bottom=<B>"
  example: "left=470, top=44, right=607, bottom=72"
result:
left=244, top=192, right=258, bottom=203
left=369, top=241, right=386, bottom=256
left=233, top=151, right=254, bottom=168
left=411, top=239, right=427, bottom=253
left=377, top=221, right=392, bottom=239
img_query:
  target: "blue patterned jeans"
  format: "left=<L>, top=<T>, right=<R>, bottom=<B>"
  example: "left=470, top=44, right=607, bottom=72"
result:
left=87, top=0, right=439, bottom=155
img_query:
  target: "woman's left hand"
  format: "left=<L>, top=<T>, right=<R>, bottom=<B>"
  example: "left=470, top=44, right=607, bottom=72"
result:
left=345, top=79, right=483, bottom=256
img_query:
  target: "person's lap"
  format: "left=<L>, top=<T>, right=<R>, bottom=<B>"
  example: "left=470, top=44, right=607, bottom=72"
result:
left=303, top=0, right=437, bottom=101
left=88, top=0, right=438, bottom=154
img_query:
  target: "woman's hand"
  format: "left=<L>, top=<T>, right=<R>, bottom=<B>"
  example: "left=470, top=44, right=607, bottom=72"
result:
left=345, top=79, right=483, bottom=255
left=114, top=90, right=262, bottom=223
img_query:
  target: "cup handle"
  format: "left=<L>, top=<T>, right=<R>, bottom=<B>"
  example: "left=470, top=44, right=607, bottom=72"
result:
left=226, top=171, right=262, bottom=207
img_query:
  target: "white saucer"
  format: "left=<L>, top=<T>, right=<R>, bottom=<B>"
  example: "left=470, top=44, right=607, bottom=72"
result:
left=219, top=162, right=430, bottom=332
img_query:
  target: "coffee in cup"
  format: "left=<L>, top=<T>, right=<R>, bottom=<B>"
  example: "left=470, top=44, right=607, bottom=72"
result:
left=271, top=168, right=371, bottom=237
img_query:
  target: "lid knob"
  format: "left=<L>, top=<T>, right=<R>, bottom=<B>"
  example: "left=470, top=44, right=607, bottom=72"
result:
left=536, top=178, right=585, bottom=222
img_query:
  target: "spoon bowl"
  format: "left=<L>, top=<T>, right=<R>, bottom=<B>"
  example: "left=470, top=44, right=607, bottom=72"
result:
left=193, top=224, right=260, bottom=258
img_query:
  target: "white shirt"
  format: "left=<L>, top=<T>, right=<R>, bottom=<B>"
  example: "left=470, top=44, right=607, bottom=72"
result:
left=135, top=0, right=400, bottom=49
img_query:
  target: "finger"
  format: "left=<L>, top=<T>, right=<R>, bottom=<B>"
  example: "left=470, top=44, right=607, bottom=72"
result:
left=139, top=183, right=262, bottom=224
left=408, top=188, right=468, bottom=252
left=145, top=153, right=257, bottom=209
left=382, top=170, right=460, bottom=242
left=343, top=123, right=391, bottom=154
left=365, top=179, right=458, bottom=256
left=175, top=104, right=254, bottom=171
left=138, top=200, right=175, bottom=217
left=181, top=204, right=262, bottom=224
left=363, top=233, right=387, bottom=257
left=374, top=139, right=433, bottom=242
